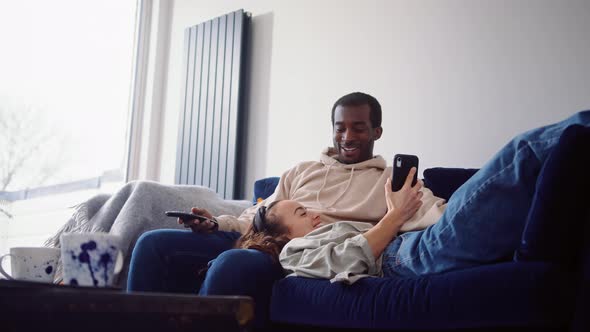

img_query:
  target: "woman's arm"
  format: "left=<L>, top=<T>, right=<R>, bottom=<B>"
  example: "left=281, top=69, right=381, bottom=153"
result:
left=363, top=168, right=423, bottom=258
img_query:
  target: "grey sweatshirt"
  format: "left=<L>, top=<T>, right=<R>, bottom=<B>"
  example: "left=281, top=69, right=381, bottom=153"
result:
left=279, top=221, right=382, bottom=284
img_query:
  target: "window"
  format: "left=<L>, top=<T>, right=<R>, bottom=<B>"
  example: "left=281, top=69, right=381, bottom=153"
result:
left=0, top=1, right=139, bottom=255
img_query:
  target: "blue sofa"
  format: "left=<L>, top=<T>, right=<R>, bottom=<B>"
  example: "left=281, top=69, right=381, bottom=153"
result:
left=208, top=125, right=590, bottom=331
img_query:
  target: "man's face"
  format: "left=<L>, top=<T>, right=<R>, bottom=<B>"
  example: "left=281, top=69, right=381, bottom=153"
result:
left=332, top=104, right=382, bottom=164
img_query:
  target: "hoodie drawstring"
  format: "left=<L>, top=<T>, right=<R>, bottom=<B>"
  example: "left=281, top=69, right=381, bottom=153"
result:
left=316, top=166, right=355, bottom=209
left=316, top=164, right=332, bottom=208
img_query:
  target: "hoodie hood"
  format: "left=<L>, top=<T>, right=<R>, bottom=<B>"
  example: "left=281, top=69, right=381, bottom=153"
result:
left=321, top=147, right=387, bottom=170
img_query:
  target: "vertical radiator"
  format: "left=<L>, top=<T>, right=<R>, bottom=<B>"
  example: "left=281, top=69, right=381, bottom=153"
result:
left=175, top=9, right=249, bottom=199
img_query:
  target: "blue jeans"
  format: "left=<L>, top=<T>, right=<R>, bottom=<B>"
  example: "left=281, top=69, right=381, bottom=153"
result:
left=127, top=229, right=240, bottom=292
left=383, top=110, right=590, bottom=277
left=127, top=229, right=284, bottom=327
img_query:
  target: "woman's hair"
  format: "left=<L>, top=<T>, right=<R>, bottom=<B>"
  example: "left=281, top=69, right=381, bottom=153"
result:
left=235, top=200, right=291, bottom=262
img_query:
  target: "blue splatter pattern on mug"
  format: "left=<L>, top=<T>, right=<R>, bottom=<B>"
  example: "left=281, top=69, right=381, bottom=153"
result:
left=60, top=233, right=122, bottom=287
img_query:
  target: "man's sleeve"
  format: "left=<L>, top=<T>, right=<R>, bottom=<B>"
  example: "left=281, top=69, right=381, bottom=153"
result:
left=399, top=187, right=447, bottom=232
left=215, top=165, right=299, bottom=233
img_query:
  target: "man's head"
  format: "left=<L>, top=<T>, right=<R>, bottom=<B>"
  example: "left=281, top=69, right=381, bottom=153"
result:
left=331, top=92, right=383, bottom=164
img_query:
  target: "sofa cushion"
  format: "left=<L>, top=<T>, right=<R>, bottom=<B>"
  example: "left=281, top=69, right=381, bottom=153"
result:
left=270, top=262, right=573, bottom=330
left=422, top=167, right=479, bottom=201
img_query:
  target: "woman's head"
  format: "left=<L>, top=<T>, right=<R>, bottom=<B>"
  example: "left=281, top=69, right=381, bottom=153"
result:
left=235, top=200, right=322, bottom=261
left=262, top=200, right=322, bottom=238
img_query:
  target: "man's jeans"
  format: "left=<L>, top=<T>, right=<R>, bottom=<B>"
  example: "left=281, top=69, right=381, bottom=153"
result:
left=383, top=110, right=590, bottom=277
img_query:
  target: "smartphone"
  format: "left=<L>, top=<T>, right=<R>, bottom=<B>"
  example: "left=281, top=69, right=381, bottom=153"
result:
left=391, top=154, right=419, bottom=191
left=164, top=211, right=218, bottom=227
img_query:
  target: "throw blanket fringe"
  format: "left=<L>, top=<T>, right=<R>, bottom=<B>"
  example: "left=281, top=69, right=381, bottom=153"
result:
left=45, top=194, right=112, bottom=248
left=43, top=181, right=250, bottom=288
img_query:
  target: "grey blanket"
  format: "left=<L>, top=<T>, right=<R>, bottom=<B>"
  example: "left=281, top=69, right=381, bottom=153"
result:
left=45, top=180, right=251, bottom=288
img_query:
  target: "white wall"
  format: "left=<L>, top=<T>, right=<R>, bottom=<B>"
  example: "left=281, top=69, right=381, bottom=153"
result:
left=158, top=0, right=590, bottom=199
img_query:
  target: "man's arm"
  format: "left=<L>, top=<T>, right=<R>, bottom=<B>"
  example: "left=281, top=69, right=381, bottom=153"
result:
left=215, top=165, right=298, bottom=233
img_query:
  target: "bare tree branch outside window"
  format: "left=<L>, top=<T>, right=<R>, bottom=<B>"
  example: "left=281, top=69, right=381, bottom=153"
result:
left=0, top=102, right=70, bottom=192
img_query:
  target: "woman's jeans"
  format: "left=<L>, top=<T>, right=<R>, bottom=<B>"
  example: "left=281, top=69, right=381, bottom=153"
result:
left=127, top=229, right=241, bottom=292
left=383, top=110, right=590, bottom=277
left=127, top=229, right=284, bottom=327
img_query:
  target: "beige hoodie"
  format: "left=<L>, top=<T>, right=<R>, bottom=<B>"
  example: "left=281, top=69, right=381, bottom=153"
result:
left=216, top=148, right=447, bottom=233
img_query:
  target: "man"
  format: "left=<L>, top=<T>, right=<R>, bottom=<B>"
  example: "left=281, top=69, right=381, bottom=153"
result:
left=183, top=92, right=443, bottom=233
left=127, top=92, right=445, bottom=323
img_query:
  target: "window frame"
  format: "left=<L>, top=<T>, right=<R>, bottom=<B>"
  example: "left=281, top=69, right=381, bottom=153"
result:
left=125, top=0, right=172, bottom=183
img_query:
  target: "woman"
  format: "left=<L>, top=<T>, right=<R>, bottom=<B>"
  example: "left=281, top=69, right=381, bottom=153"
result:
left=236, top=171, right=424, bottom=284
left=237, top=111, right=590, bottom=284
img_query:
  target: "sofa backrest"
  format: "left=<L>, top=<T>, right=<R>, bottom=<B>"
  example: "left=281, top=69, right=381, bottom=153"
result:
left=422, top=168, right=479, bottom=201
left=252, top=168, right=480, bottom=204
left=253, top=177, right=280, bottom=204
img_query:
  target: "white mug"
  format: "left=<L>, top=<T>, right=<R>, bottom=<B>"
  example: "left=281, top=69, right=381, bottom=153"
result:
left=0, top=247, right=61, bottom=283
left=60, top=232, right=123, bottom=287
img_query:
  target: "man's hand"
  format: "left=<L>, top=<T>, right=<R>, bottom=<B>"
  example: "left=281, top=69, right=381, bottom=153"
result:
left=178, top=207, right=218, bottom=233
left=385, top=167, right=423, bottom=222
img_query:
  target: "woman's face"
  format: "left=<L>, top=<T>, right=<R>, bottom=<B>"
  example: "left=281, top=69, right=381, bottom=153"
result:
left=272, top=200, right=322, bottom=238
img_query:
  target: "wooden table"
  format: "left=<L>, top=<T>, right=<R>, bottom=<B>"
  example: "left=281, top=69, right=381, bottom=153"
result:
left=0, top=279, right=254, bottom=332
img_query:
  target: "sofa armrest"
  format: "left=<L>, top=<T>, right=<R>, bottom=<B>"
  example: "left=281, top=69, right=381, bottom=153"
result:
left=515, top=124, right=590, bottom=265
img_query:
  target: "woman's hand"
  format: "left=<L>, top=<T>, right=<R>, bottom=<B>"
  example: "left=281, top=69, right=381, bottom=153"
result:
left=364, top=168, right=424, bottom=259
left=384, top=167, right=423, bottom=222
left=178, top=207, right=218, bottom=233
